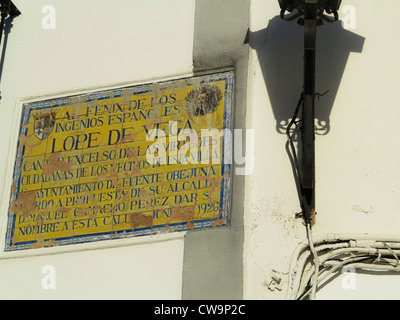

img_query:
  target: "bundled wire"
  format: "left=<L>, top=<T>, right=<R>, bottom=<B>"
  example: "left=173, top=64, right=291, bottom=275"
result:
left=284, top=94, right=400, bottom=300
left=286, top=234, right=400, bottom=300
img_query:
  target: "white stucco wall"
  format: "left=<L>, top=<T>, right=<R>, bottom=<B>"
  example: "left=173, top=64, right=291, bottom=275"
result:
left=245, top=0, right=400, bottom=299
left=1, top=0, right=400, bottom=300
left=0, top=237, right=185, bottom=299
left=0, top=0, right=194, bottom=299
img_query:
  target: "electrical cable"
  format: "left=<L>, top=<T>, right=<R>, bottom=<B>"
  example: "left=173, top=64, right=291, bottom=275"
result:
left=298, top=255, right=371, bottom=300
left=286, top=92, right=304, bottom=196
left=382, top=242, right=400, bottom=266
left=286, top=241, right=350, bottom=299
left=285, top=95, right=400, bottom=299
left=286, top=92, right=322, bottom=299
left=286, top=234, right=400, bottom=299
left=306, top=222, right=319, bottom=299
left=286, top=92, right=321, bottom=299
left=285, top=92, right=314, bottom=223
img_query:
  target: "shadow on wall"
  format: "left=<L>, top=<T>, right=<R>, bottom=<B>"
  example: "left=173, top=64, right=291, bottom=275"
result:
left=0, top=17, right=15, bottom=101
left=247, top=16, right=365, bottom=135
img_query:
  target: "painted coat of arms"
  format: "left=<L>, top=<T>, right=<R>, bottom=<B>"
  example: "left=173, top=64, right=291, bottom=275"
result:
left=33, top=110, right=56, bottom=140
left=185, top=84, right=223, bottom=116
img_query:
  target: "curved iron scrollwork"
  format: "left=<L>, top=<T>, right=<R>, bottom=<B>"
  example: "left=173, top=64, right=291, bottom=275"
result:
left=279, top=0, right=341, bottom=25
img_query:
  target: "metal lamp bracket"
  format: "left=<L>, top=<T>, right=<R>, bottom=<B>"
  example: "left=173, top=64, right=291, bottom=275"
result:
left=278, top=0, right=341, bottom=224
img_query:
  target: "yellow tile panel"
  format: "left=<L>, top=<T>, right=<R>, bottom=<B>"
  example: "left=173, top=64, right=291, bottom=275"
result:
left=7, top=72, right=233, bottom=250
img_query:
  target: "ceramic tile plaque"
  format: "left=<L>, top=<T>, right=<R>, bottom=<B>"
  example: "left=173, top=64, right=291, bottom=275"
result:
left=5, top=72, right=233, bottom=251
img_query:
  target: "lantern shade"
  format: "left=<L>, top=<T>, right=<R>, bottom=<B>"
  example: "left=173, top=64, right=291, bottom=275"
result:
left=278, top=0, right=342, bottom=24
left=278, top=0, right=341, bottom=11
